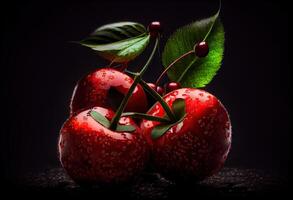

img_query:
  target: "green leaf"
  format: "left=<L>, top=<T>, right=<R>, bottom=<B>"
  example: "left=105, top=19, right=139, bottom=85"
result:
left=162, top=10, right=224, bottom=88
left=116, top=124, right=136, bottom=132
left=90, top=110, right=110, bottom=128
left=151, top=115, right=186, bottom=140
left=172, top=98, right=186, bottom=120
left=79, top=22, right=150, bottom=63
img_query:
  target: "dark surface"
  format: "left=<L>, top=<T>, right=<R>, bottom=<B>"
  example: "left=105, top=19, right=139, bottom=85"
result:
left=19, top=167, right=287, bottom=198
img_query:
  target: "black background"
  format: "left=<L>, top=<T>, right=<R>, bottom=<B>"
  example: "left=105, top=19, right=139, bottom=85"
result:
left=1, top=0, right=290, bottom=186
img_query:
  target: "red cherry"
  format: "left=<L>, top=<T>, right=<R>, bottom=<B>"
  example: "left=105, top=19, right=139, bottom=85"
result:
left=146, top=83, right=159, bottom=107
left=148, top=21, right=161, bottom=37
left=156, top=86, right=164, bottom=96
left=145, top=83, right=164, bottom=106
left=146, top=82, right=164, bottom=96
left=70, top=68, right=148, bottom=115
left=194, top=41, right=209, bottom=57
left=59, top=107, right=149, bottom=184
left=147, top=83, right=157, bottom=91
left=164, top=82, right=181, bottom=94
left=140, top=88, right=231, bottom=181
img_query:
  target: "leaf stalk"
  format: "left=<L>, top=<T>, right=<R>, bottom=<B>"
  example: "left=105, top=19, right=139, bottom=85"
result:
left=110, top=37, right=175, bottom=130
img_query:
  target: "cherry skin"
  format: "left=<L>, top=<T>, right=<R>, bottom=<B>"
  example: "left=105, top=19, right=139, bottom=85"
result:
left=164, top=82, right=181, bottom=94
left=140, top=88, right=231, bottom=181
left=147, top=82, right=157, bottom=91
left=194, top=41, right=209, bottom=57
left=148, top=21, right=161, bottom=38
left=146, top=82, right=164, bottom=96
left=59, top=107, right=149, bottom=184
left=70, top=68, right=148, bottom=115
left=156, top=86, right=164, bottom=96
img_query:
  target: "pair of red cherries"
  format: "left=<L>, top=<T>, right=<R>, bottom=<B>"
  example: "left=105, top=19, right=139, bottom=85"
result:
left=147, top=82, right=180, bottom=96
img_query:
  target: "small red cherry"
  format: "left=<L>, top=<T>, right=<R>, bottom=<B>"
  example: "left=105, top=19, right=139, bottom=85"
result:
left=164, top=82, right=181, bottom=94
left=156, top=86, right=164, bottom=96
left=148, top=21, right=161, bottom=37
left=147, top=83, right=157, bottom=91
left=146, top=83, right=164, bottom=96
left=194, top=41, right=209, bottom=57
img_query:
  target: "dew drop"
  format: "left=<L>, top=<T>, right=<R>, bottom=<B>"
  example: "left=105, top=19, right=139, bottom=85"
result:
left=172, top=91, right=178, bottom=96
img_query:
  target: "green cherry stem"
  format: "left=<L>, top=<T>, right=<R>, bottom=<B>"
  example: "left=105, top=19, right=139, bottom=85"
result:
left=177, top=57, right=197, bottom=82
left=139, top=80, right=176, bottom=121
left=109, top=75, right=140, bottom=130
left=110, top=37, right=162, bottom=130
left=116, top=62, right=128, bottom=71
left=121, top=112, right=170, bottom=123
left=155, top=50, right=194, bottom=85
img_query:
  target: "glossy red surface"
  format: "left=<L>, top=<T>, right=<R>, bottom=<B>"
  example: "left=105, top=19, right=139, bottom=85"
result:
left=59, top=107, right=149, bottom=184
left=147, top=82, right=157, bottom=91
left=156, top=86, right=164, bottom=96
left=148, top=21, right=161, bottom=37
left=194, top=41, right=209, bottom=57
left=70, top=68, right=148, bottom=115
left=140, top=88, right=232, bottom=181
left=146, top=83, right=164, bottom=96
left=164, top=82, right=181, bottom=94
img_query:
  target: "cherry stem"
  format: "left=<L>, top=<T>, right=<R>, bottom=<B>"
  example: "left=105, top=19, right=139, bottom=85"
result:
left=116, top=62, right=128, bottom=71
left=108, top=59, right=115, bottom=68
left=175, top=2, right=220, bottom=82
left=121, top=112, right=170, bottom=123
left=177, top=57, right=197, bottom=82
left=155, top=50, right=194, bottom=85
left=139, top=80, right=176, bottom=121
left=109, top=37, right=160, bottom=130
